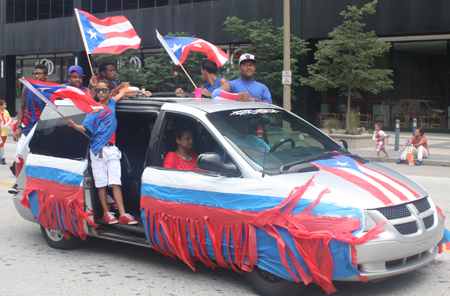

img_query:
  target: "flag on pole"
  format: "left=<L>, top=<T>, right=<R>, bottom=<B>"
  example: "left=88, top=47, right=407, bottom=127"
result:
left=19, top=78, right=109, bottom=114
left=159, top=35, right=229, bottom=67
left=75, top=9, right=141, bottom=54
left=156, top=31, right=182, bottom=65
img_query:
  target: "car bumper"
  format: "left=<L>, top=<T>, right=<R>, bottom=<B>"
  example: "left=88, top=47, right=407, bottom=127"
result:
left=12, top=189, right=35, bottom=223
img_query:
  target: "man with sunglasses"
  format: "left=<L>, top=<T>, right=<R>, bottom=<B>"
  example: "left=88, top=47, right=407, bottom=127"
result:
left=13, top=64, right=49, bottom=154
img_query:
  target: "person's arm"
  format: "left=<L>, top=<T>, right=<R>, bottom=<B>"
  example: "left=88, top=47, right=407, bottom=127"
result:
left=112, top=88, right=152, bottom=103
left=254, top=86, right=272, bottom=104
left=66, top=119, right=87, bottom=133
left=88, top=76, right=98, bottom=97
left=219, top=78, right=227, bottom=86
left=114, top=82, right=129, bottom=94
left=413, top=137, right=425, bottom=147
left=13, top=89, right=27, bottom=141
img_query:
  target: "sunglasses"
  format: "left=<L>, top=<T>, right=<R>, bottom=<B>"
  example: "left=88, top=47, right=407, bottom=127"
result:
left=95, top=88, right=109, bottom=94
left=32, top=72, right=45, bottom=76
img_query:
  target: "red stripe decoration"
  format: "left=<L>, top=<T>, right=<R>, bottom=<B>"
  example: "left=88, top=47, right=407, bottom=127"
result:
left=21, top=177, right=97, bottom=240
left=140, top=175, right=385, bottom=294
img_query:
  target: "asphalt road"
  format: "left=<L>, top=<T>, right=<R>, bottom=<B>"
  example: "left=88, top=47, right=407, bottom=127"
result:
left=1, top=138, right=449, bottom=296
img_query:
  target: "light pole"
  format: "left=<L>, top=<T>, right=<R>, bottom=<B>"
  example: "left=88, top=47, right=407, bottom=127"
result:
left=283, top=0, right=291, bottom=111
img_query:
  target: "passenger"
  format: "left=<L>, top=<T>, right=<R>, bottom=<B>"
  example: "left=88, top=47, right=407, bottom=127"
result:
left=212, top=53, right=272, bottom=104
left=66, top=79, right=151, bottom=225
left=175, top=60, right=227, bottom=97
left=65, top=65, right=97, bottom=96
left=96, top=61, right=129, bottom=94
left=163, top=126, right=203, bottom=172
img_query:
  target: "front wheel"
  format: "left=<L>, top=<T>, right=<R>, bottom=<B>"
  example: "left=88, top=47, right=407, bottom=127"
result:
left=40, top=226, right=81, bottom=250
left=245, top=267, right=305, bottom=296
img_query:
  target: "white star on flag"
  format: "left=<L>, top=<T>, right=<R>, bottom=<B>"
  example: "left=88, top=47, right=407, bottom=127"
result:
left=37, top=87, right=51, bottom=92
left=171, top=44, right=181, bottom=52
left=334, top=161, right=350, bottom=167
left=87, top=28, right=97, bottom=40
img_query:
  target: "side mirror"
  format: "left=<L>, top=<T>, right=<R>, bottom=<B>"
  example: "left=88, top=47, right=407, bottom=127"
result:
left=339, top=139, right=348, bottom=150
left=197, top=152, right=237, bottom=175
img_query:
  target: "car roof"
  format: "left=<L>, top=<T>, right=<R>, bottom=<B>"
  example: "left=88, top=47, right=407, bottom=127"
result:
left=117, top=96, right=281, bottom=113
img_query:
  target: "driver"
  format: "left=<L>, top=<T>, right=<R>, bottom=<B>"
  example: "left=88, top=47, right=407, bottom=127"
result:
left=242, top=117, right=270, bottom=152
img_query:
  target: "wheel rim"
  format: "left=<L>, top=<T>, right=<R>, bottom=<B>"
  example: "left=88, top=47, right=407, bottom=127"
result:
left=45, top=228, right=65, bottom=242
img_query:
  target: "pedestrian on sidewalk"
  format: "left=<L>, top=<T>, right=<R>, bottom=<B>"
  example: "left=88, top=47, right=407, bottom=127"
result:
left=397, top=128, right=430, bottom=165
left=373, top=123, right=389, bottom=158
left=0, top=99, right=12, bottom=165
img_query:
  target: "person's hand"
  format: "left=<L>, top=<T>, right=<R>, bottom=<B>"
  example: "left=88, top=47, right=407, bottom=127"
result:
left=140, top=89, right=152, bottom=97
left=237, top=92, right=252, bottom=101
left=13, top=128, right=22, bottom=141
left=175, top=88, right=185, bottom=97
left=201, top=88, right=212, bottom=97
left=66, top=119, right=75, bottom=128
left=89, top=76, right=98, bottom=88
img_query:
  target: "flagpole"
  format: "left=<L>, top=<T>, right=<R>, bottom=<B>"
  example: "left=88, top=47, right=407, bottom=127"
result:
left=19, top=78, right=91, bottom=139
left=74, top=8, right=95, bottom=76
left=156, top=30, right=197, bottom=89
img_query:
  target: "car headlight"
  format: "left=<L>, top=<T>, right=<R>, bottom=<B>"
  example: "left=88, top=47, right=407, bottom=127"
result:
left=363, top=211, right=377, bottom=232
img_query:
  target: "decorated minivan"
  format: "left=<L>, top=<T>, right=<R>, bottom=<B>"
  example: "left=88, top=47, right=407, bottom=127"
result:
left=12, top=97, right=450, bottom=295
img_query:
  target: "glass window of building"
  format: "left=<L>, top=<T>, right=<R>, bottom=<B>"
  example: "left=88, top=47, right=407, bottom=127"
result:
left=15, top=0, right=25, bottom=22
left=27, top=0, right=38, bottom=21
left=64, top=0, right=74, bottom=17
left=140, top=0, right=155, bottom=8
left=92, top=0, right=106, bottom=13
left=179, top=0, right=191, bottom=4
left=51, top=0, right=64, bottom=18
left=39, top=0, right=51, bottom=20
left=6, top=0, right=14, bottom=23
left=156, top=0, right=168, bottom=6
left=81, top=0, right=91, bottom=13
left=124, top=0, right=138, bottom=10
left=108, top=0, right=122, bottom=12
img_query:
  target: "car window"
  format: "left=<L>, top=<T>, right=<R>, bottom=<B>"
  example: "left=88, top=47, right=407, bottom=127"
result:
left=206, top=108, right=348, bottom=170
left=29, top=105, right=89, bottom=160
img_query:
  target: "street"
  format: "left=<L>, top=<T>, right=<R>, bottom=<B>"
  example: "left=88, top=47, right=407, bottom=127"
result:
left=0, top=138, right=449, bottom=296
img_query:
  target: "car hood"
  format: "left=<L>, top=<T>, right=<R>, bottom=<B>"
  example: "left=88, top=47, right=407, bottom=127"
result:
left=270, top=158, right=428, bottom=210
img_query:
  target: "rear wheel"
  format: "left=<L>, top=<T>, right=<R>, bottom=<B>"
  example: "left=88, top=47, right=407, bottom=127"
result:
left=245, top=267, right=305, bottom=296
left=40, top=226, right=81, bottom=250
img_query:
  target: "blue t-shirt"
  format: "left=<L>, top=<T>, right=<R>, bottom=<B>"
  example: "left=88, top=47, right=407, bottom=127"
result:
left=64, top=82, right=88, bottom=92
left=82, top=99, right=117, bottom=155
left=228, top=78, right=272, bottom=103
left=203, top=78, right=223, bottom=95
left=23, top=88, right=47, bottom=136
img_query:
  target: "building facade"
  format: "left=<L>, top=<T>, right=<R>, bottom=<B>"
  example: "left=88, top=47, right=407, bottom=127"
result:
left=1, top=0, right=449, bottom=131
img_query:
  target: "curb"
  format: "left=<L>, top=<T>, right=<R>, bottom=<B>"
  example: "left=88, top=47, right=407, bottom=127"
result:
left=359, top=155, right=450, bottom=167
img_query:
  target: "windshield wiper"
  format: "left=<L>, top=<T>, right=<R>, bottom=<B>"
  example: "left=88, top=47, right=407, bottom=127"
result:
left=280, top=151, right=349, bottom=174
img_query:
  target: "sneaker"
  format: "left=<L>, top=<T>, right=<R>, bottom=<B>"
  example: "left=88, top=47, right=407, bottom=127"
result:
left=1, top=158, right=5, bottom=165
left=8, top=183, right=19, bottom=195
left=396, top=158, right=403, bottom=164
left=415, top=160, right=422, bottom=165
left=103, top=212, right=118, bottom=224
left=119, top=213, right=138, bottom=225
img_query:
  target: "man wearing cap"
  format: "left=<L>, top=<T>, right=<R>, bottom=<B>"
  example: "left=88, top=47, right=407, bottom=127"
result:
left=212, top=53, right=272, bottom=104
left=95, top=61, right=129, bottom=94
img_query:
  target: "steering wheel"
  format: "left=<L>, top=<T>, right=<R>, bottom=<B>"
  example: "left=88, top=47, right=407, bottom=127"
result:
left=270, top=138, right=295, bottom=152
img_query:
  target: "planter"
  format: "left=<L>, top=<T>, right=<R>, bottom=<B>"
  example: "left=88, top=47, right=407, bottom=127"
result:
left=328, top=133, right=384, bottom=149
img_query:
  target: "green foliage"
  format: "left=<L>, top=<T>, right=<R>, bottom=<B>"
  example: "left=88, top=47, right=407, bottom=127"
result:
left=301, top=0, right=393, bottom=130
left=324, top=118, right=341, bottom=133
left=346, top=109, right=360, bottom=135
left=223, top=16, right=309, bottom=105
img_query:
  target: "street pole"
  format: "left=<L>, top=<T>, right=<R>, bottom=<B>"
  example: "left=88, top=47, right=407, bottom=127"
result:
left=283, top=0, right=291, bottom=111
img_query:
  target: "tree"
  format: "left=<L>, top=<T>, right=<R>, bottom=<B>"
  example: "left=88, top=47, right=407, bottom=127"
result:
left=223, top=16, right=309, bottom=105
left=301, top=0, right=393, bottom=130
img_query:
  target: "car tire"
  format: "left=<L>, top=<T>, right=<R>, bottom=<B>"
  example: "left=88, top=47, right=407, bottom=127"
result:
left=40, top=226, right=81, bottom=250
left=245, top=267, right=305, bottom=296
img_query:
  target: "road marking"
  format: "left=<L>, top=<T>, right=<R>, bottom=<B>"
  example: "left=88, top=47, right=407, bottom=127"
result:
left=0, top=182, right=14, bottom=188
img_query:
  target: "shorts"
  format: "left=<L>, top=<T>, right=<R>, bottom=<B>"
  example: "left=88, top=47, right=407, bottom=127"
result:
left=90, top=145, right=122, bottom=188
left=375, top=140, right=385, bottom=151
left=0, top=136, right=6, bottom=147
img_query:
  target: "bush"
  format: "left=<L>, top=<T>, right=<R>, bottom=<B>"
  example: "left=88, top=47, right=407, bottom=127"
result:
left=346, top=109, right=360, bottom=135
left=324, top=118, right=341, bottom=133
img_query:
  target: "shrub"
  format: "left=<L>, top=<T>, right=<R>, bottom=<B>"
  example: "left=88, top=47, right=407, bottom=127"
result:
left=324, top=118, right=341, bottom=133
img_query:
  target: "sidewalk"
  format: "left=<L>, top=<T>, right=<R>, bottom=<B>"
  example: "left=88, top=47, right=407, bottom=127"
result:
left=345, top=131, right=450, bottom=167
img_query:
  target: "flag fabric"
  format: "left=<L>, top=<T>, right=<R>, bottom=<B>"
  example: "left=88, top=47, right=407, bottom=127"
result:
left=20, top=78, right=109, bottom=114
left=156, top=31, right=182, bottom=65
left=312, top=156, right=420, bottom=206
left=75, top=9, right=141, bottom=54
left=160, top=36, right=229, bottom=67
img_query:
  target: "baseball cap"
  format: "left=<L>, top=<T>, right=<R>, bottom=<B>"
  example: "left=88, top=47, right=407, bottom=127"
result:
left=239, top=53, right=256, bottom=65
left=68, top=65, right=84, bottom=76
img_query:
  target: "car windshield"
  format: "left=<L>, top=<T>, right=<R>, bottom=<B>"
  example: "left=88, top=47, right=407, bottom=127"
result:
left=206, top=108, right=349, bottom=171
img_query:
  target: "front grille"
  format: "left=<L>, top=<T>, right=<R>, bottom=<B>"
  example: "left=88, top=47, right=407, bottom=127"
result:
left=378, top=204, right=411, bottom=220
left=412, top=198, right=431, bottom=213
left=384, top=251, right=426, bottom=268
left=394, top=221, right=418, bottom=234
left=423, top=215, right=435, bottom=229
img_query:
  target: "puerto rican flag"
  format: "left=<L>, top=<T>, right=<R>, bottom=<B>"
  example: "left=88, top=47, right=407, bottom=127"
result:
left=20, top=78, right=109, bottom=114
left=75, top=9, right=141, bottom=54
left=160, top=35, right=229, bottom=67
left=312, top=156, right=420, bottom=206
